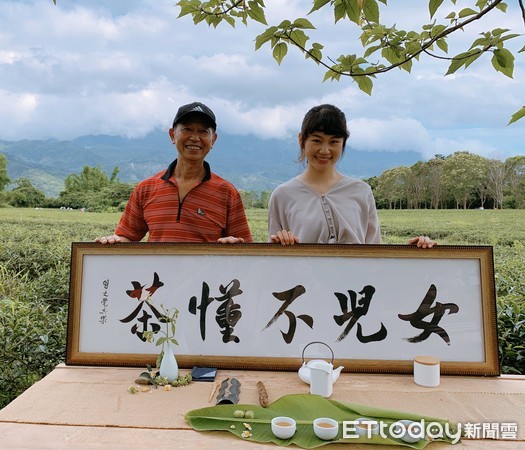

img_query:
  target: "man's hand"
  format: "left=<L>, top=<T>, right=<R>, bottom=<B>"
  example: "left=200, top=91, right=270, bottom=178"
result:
left=95, top=234, right=131, bottom=244
left=217, top=236, right=245, bottom=244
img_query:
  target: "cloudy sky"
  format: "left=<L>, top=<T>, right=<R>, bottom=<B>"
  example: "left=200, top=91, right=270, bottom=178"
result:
left=0, top=0, right=523, bottom=160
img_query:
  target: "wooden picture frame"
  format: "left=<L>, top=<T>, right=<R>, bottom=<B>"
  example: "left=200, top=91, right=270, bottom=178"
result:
left=66, top=242, right=499, bottom=376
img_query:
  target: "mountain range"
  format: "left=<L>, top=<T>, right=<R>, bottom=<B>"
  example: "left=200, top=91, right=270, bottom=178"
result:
left=0, top=129, right=423, bottom=197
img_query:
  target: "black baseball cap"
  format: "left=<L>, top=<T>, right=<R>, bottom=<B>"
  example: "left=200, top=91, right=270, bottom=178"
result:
left=172, top=102, right=217, bottom=130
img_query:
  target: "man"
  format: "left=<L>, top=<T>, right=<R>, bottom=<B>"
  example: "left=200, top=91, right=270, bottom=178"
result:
left=96, top=101, right=252, bottom=244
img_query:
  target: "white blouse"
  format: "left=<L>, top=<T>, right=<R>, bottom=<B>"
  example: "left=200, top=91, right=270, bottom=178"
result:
left=268, top=176, right=381, bottom=244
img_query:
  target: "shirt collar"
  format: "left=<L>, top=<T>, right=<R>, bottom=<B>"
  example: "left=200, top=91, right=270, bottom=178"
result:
left=161, top=159, right=211, bottom=182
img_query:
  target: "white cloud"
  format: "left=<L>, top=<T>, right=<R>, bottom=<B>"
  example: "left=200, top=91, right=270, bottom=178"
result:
left=0, top=0, right=522, bottom=159
left=0, top=91, right=39, bottom=138
left=348, top=117, right=430, bottom=153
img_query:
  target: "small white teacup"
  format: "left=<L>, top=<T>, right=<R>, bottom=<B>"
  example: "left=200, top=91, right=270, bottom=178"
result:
left=313, top=417, right=339, bottom=440
left=271, top=416, right=296, bottom=439
left=391, top=419, right=424, bottom=443
left=354, top=417, right=379, bottom=437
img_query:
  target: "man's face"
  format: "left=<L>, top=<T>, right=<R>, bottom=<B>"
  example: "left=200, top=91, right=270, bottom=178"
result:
left=169, top=115, right=217, bottom=163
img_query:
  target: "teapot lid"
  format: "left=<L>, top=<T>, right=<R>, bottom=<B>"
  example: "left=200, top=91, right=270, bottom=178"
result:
left=301, top=341, right=334, bottom=365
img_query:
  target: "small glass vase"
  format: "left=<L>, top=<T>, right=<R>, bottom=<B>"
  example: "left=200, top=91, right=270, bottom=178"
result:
left=159, top=340, right=178, bottom=382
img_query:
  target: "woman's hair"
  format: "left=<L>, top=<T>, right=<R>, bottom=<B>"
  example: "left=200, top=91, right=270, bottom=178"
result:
left=298, top=104, right=350, bottom=162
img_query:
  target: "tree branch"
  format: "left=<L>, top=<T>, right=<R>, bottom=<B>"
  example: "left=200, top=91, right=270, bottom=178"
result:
left=283, top=0, right=505, bottom=78
left=519, top=0, right=525, bottom=25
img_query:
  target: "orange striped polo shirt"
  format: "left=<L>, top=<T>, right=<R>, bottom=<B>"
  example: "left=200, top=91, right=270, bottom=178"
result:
left=115, top=160, right=252, bottom=242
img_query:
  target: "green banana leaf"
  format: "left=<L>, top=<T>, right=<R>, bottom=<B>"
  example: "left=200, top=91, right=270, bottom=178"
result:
left=185, top=394, right=460, bottom=448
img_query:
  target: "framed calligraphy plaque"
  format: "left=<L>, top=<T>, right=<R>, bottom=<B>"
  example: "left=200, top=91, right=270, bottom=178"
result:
left=66, top=243, right=499, bottom=376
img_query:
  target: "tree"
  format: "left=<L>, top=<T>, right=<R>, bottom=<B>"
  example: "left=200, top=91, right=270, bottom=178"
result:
left=406, top=161, right=429, bottom=209
left=505, top=155, right=525, bottom=208
left=487, top=158, right=507, bottom=208
left=375, top=166, right=409, bottom=209
left=427, top=156, right=445, bottom=209
left=441, top=152, right=488, bottom=209
left=64, top=165, right=116, bottom=193
left=59, top=165, right=132, bottom=211
left=0, top=154, right=10, bottom=191
left=176, top=0, right=525, bottom=123
left=9, top=178, right=46, bottom=207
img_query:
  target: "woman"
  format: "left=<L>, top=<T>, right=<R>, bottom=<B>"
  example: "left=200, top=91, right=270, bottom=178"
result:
left=268, top=104, right=435, bottom=247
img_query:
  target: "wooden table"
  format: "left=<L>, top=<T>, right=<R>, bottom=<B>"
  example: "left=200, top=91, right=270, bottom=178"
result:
left=0, top=364, right=523, bottom=449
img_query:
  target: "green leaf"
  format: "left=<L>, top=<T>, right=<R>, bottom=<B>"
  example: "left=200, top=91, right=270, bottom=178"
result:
left=363, top=0, right=380, bottom=23
left=289, top=29, right=309, bottom=49
left=498, top=33, right=521, bottom=43
left=470, top=36, right=489, bottom=49
left=185, top=394, right=457, bottom=448
left=223, top=16, right=235, bottom=27
left=381, top=47, right=401, bottom=65
left=254, top=27, right=277, bottom=50
left=364, top=44, right=382, bottom=58
left=177, top=2, right=198, bottom=18
left=429, top=0, right=445, bottom=19
left=400, top=58, right=413, bottom=72
left=293, top=18, right=315, bottom=29
left=355, top=75, right=373, bottom=95
left=436, top=38, right=448, bottom=53
left=272, top=42, right=288, bottom=64
left=308, top=0, right=331, bottom=14
left=492, top=48, right=514, bottom=78
left=458, top=8, right=477, bottom=18
left=445, top=51, right=469, bottom=75
left=306, top=48, right=323, bottom=63
left=278, top=19, right=291, bottom=28
left=496, top=2, right=507, bottom=12
left=247, top=1, right=268, bottom=25
left=463, top=51, right=482, bottom=69
left=334, top=2, right=346, bottom=23
left=345, top=0, right=361, bottom=25
left=193, top=12, right=206, bottom=25
left=492, top=28, right=510, bottom=37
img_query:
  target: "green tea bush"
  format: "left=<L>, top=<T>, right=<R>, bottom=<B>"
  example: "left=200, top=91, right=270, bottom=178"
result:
left=0, top=267, right=67, bottom=408
left=497, top=296, right=525, bottom=374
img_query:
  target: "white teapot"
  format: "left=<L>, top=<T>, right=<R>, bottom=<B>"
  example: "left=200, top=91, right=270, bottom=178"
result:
left=298, top=342, right=344, bottom=387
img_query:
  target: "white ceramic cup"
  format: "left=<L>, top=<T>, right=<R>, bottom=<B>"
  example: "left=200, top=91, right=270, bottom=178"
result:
left=413, top=355, right=440, bottom=387
left=271, top=416, right=296, bottom=439
left=313, top=417, right=339, bottom=440
left=354, top=417, right=379, bottom=437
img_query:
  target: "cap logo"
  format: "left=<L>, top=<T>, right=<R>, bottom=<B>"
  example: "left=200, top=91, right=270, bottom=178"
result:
left=191, top=105, right=205, bottom=113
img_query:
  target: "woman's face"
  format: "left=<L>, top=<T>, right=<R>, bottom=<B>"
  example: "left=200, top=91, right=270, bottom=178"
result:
left=300, top=131, right=345, bottom=171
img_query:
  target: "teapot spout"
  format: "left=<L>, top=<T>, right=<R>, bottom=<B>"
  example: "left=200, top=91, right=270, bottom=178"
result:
left=332, top=366, right=345, bottom=381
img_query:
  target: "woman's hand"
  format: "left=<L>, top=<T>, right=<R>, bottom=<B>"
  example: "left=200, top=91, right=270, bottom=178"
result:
left=270, top=230, right=300, bottom=245
left=407, top=236, right=438, bottom=248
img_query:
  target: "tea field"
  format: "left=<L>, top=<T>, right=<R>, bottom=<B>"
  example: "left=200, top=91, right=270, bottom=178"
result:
left=0, top=208, right=524, bottom=408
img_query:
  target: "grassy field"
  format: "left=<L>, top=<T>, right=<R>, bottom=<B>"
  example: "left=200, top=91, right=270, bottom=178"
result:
left=0, top=207, right=524, bottom=408
left=1, top=207, right=523, bottom=244
left=246, top=208, right=525, bottom=245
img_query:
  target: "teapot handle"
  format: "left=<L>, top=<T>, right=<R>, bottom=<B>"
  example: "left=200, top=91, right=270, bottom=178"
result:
left=301, top=341, right=334, bottom=365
